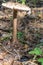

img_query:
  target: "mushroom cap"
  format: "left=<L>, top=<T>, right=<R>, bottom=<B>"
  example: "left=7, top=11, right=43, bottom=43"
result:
left=2, top=2, right=31, bottom=11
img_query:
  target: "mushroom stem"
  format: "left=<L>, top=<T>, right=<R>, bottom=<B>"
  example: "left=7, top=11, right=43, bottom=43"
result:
left=13, top=9, right=18, bottom=43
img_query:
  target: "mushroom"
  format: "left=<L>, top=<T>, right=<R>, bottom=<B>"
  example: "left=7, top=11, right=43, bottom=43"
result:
left=2, top=2, right=31, bottom=43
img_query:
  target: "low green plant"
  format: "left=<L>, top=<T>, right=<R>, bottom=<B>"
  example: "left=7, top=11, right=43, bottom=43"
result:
left=1, top=37, right=10, bottom=41
left=1, top=33, right=12, bottom=41
left=38, top=58, right=43, bottom=65
left=16, top=0, right=26, bottom=5
left=17, top=32, right=24, bottom=42
left=17, top=32, right=28, bottom=44
left=29, top=47, right=43, bottom=65
left=29, top=47, right=42, bottom=60
left=21, top=0, right=26, bottom=5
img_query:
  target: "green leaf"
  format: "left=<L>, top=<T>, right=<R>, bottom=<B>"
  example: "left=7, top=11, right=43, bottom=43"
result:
left=17, top=32, right=24, bottom=42
left=29, top=48, right=42, bottom=55
left=38, top=58, right=43, bottom=65
left=21, top=0, right=26, bottom=5
left=34, top=48, right=42, bottom=55
left=38, top=58, right=43, bottom=62
left=17, top=32, right=23, bottom=39
left=41, top=63, right=43, bottom=65
left=29, top=51, right=35, bottom=54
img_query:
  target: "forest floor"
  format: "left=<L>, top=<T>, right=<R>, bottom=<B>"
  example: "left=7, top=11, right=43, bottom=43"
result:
left=0, top=8, right=43, bottom=65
